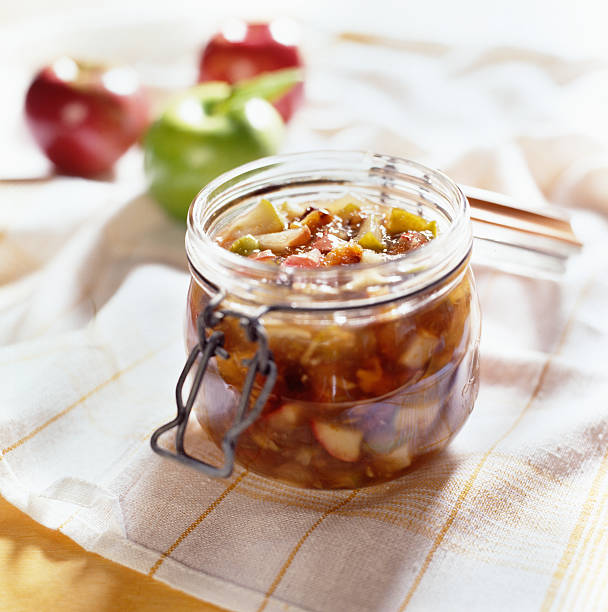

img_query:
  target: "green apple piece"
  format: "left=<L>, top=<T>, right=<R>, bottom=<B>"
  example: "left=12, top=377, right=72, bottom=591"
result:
left=255, top=226, right=311, bottom=253
left=229, top=234, right=260, bottom=256
left=144, top=81, right=285, bottom=221
left=357, top=213, right=386, bottom=251
left=336, top=202, right=362, bottom=221
left=386, top=208, right=437, bottom=236
left=228, top=198, right=286, bottom=239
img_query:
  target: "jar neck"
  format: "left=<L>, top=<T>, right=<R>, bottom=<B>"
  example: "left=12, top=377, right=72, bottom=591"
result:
left=186, top=151, right=472, bottom=310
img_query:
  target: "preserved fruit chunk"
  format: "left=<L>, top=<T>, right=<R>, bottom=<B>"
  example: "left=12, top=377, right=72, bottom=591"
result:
left=360, top=249, right=384, bottom=264
left=301, top=327, right=357, bottom=366
left=283, top=248, right=322, bottom=268
left=386, top=208, right=437, bottom=236
left=256, top=226, right=311, bottom=253
left=230, top=234, right=259, bottom=255
left=227, top=198, right=286, bottom=239
left=376, top=444, right=412, bottom=470
left=399, top=330, right=439, bottom=369
left=357, top=213, right=386, bottom=251
left=356, top=357, right=384, bottom=393
left=263, top=402, right=302, bottom=429
left=249, top=249, right=276, bottom=262
left=300, top=208, right=333, bottom=233
left=324, top=242, right=363, bottom=266
left=387, top=231, right=431, bottom=255
left=279, top=200, right=308, bottom=219
left=312, top=421, right=363, bottom=462
left=336, top=203, right=362, bottom=223
left=311, top=233, right=347, bottom=254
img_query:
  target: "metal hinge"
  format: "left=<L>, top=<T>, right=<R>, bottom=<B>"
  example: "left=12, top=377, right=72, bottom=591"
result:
left=151, top=291, right=277, bottom=478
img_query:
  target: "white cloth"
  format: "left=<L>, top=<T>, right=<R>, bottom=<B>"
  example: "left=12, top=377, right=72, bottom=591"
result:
left=1, top=14, right=608, bottom=612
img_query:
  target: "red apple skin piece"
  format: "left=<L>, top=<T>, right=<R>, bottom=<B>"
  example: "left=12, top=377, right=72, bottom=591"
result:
left=198, top=22, right=304, bottom=122
left=24, top=59, right=149, bottom=176
left=311, top=421, right=363, bottom=463
left=311, top=233, right=347, bottom=254
left=282, top=248, right=322, bottom=268
left=249, top=249, right=276, bottom=262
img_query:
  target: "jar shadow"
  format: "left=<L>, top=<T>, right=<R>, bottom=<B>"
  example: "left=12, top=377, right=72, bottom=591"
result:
left=145, top=413, right=460, bottom=610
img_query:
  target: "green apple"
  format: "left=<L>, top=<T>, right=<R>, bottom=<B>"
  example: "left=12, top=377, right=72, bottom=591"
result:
left=144, top=70, right=299, bottom=220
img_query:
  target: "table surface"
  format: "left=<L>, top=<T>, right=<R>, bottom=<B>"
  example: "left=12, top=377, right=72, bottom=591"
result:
left=0, top=495, right=226, bottom=611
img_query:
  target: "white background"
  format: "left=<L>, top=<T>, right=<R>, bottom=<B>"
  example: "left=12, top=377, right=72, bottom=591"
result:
left=2, top=0, right=608, bottom=59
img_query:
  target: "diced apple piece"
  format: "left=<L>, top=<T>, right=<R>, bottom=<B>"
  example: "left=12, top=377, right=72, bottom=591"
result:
left=312, top=421, right=363, bottom=462
left=377, top=443, right=412, bottom=470
left=279, top=200, right=309, bottom=220
left=324, top=242, right=363, bottom=266
left=385, top=231, right=431, bottom=256
left=255, top=225, right=312, bottom=253
left=360, top=249, right=384, bottom=264
left=230, top=234, right=259, bottom=256
left=323, top=195, right=363, bottom=216
left=249, top=428, right=280, bottom=451
left=397, top=231, right=430, bottom=253
left=301, top=326, right=357, bottom=366
left=358, top=232, right=384, bottom=251
left=300, top=208, right=333, bottom=233
left=311, top=233, right=347, bottom=254
left=336, top=202, right=362, bottom=222
left=399, top=330, right=439, bottom=369
left=356, top=357, right=383, bottom=393
left=249, top=249, right=276, bottom=262
left=266, top=325, right=312, bottom=344
left=228, top=198, right=286, bottom=239
left=263, top=402, right=302, bottom=430
left=386, top=208, right=437, bottom=236
left=357, top=213, right=386, bottom=251
left=295, top=446, right=314, bottom=466
left=283, top=248, right=322, bottom=268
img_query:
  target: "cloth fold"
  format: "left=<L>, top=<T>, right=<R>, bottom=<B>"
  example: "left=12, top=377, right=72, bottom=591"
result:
left=2, top=20, right=608, bottom=612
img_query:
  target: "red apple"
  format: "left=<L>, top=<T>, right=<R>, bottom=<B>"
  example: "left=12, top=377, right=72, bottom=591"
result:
left=199, top=20, right=304, bottom=122
left=24, top=57, right=149, bottom=177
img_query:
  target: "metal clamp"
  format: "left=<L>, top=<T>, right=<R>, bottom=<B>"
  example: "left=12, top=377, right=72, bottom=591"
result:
left=150, top=291, right=277, bottom=478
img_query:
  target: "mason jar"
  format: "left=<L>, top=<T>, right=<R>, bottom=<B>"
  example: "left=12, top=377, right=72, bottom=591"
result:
left=169, top=151, right=480, bottom=489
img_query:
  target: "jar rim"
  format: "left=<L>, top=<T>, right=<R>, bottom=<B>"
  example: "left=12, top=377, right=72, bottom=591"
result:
left=186, top=150, right=472, bottom=310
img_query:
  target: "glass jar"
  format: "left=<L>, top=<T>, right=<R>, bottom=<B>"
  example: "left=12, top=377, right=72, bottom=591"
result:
left=182, top=151, right=480, bottom=489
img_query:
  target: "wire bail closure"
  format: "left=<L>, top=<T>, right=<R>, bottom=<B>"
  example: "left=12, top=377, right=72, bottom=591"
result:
left=150, top=291, right=278, bottom=478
